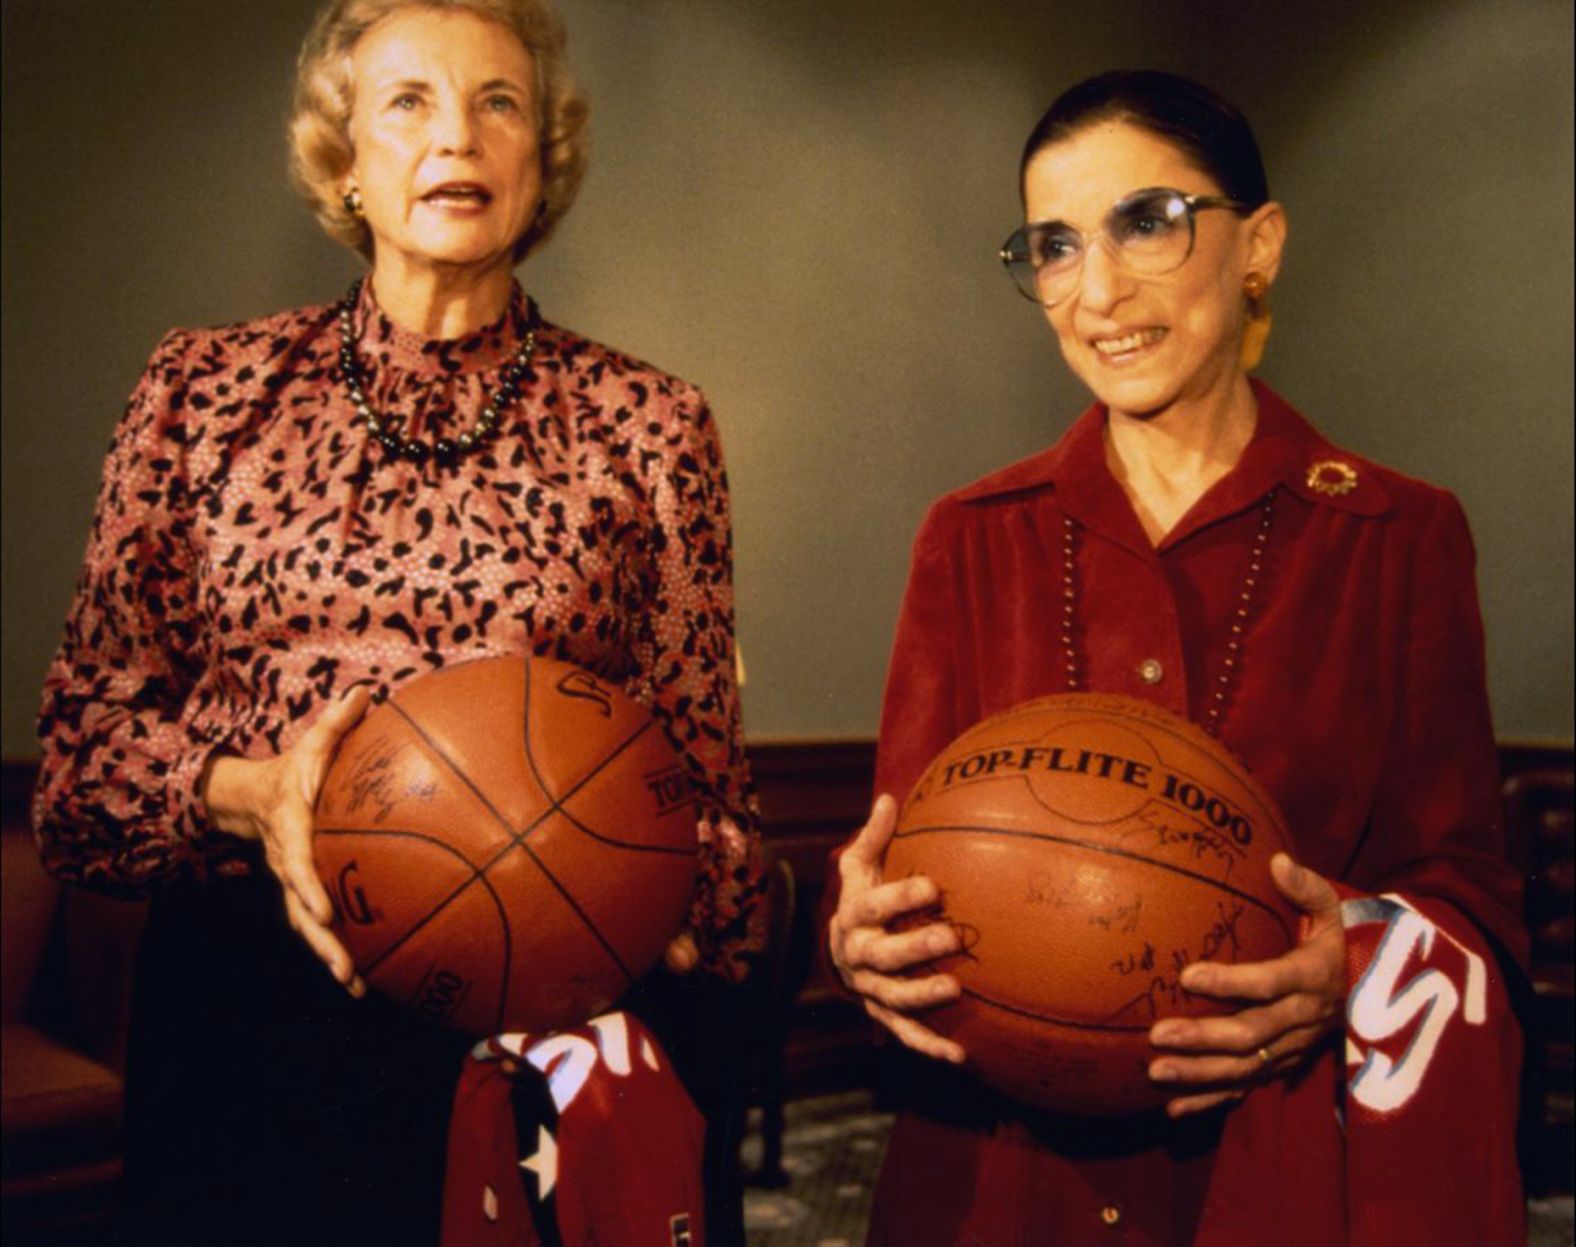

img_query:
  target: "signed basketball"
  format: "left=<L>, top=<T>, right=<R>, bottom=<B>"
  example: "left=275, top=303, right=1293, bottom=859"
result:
left=313, top=655, right=697, bottom=1035
left=886, top=693, right=1299, bottom=1114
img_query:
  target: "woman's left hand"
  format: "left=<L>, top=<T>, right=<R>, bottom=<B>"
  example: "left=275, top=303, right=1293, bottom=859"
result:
left=664, top=930, right=700, bottom=974
left=1147, top=853, right=1346, bottom=1118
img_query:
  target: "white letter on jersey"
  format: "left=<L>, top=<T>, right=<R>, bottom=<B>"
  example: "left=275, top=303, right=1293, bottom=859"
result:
left=509, top=1012, right=649, bottom=1113
left=525, top=1034, right=599, bottom=1112
left=1345, top=896, right=1486, bottom=1114
left=587, top=1013, right=632, bottom=1075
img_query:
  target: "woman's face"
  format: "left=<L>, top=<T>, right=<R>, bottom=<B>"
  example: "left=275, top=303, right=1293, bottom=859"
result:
left=344, top=7, right=541, bottom=279
left=1022, top=121, right=1282, bottom=419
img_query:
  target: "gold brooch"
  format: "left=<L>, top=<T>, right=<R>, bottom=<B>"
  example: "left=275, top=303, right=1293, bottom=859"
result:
left=1306, top=460, right=1358, bottom=497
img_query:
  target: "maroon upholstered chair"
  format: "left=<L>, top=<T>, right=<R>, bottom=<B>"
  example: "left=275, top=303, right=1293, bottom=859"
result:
left=2, top=799, right=145, bottom=1235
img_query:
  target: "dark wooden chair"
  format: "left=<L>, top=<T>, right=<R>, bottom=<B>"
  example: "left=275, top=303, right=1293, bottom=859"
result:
left=1, top=814, right=146, bottom=1236
left=741, top=853, right=798, bottom=1188
left=1507, top=766, right=1575, bottom=1197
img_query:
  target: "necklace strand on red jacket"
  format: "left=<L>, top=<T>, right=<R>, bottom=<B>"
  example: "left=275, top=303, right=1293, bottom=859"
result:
left=1061, top=488, right=1278, bottom=736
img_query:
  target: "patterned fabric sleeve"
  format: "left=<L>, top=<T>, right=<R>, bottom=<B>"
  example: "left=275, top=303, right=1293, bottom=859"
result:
left=630, top=384, right=765, bottom=982
left=32, top=330, right=237, bottom=893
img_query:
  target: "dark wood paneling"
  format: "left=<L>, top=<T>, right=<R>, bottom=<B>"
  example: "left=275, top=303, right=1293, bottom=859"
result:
left=751, top=739, right=875, bottom=886
left=748, top=741, right=879, bottom=1094
left=3, top=757, right=37, bottom=826
left=1504, top=755, right=1575, bottom=1196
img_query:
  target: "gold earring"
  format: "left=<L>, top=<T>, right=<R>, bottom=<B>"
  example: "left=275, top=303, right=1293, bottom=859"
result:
left=1240, top=272, right=1272, bottom=372
left=342, top=188, right=365, bottom=219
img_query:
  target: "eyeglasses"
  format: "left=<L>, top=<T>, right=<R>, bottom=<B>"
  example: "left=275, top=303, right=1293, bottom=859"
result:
left=999, top=186, right=1249, bottom=307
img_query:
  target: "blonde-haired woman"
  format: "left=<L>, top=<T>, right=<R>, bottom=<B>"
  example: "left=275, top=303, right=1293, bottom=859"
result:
left=33, top=2, right=762, bottom=1242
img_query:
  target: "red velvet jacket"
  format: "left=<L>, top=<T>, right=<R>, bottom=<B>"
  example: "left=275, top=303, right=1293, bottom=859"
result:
left=853, top=382, right=1526, bottom=1245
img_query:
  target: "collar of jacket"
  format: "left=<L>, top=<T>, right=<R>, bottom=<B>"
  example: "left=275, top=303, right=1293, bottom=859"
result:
left=952, top=379, right=1392, bottom=552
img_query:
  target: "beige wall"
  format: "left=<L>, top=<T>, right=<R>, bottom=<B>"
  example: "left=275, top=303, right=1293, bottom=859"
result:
left=3, top=0, right=1571, bottom=756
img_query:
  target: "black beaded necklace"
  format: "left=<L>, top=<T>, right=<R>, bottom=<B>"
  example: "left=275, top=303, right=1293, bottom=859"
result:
left=337, top=278, right=538, bottom=466
left=1059, top=488, right=1278, bottom=737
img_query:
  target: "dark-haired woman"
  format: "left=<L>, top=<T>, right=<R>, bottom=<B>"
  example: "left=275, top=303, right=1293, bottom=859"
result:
left=827, top=71, right=1525, bottom=1245
left=33, top=2, right=761, bottom=1243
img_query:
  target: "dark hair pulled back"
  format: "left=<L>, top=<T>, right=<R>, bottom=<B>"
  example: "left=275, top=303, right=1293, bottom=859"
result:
left=1020, top=70, right=1269, bottom=209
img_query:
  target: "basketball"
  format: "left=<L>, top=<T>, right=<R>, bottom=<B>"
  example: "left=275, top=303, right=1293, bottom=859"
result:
left=885, top=693, right=1299, bottom=1114
left=313, top=655, right=698, bottom=1036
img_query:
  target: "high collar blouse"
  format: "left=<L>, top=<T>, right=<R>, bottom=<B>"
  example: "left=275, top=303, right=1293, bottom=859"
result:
left=34, top=282, right=764, bottom=979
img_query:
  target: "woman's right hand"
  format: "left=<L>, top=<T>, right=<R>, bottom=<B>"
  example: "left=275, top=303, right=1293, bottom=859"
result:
left=828, top=794, right=966, bottom=1064
left=201, top=686, right=372, bottom=996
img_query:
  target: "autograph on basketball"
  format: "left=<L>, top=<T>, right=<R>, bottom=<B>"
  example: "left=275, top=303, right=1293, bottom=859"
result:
left=895, top=881, right=984, bottom=968
left=1107, top=899, right=1248, bottom=1022
left=340, top=736, right=432, bottom=824
left=1022, top=874, right=1077, bottom=909
left=1138, top=807, right=1241, bottom=876
left=1087, top=893, right=1144, bottom=935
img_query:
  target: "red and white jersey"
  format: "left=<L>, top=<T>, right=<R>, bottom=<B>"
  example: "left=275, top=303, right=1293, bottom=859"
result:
left=1336, top=892, right=1524, bottom=1245
left=442, top=1012, right=704, bottom=1247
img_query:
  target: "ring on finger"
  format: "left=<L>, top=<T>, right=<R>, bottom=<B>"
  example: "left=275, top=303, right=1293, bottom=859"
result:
left=1255, top=1045, right=1273, bottom=1069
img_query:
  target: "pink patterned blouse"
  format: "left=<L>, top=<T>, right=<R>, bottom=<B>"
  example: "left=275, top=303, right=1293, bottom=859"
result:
left=33, top=283, right=765, bottom=980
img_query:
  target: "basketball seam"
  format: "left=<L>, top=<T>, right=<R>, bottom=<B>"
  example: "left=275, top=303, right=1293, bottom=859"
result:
left=892, top=822, right=1295, bottom=943
left=509, top=715, right=662, bottom=850
left=316, top=825, right=514, bottom=1028
left=519, top=661, right=671, bottom=849
left=552, top=805, right=694, bottom=855
left=922, top=769, right=1182, bottom=832
left=353, top=664, right=673, bottom=1019
left=520, top=657, right=553, bottom=812
left=386, top=680, right=659, bottom=963
left=390, top=672, right=662, bottom=848
left=513, top=838, right=635, bottom=984
left=958, top=985, right=1152, bottom=1034
left=386, top=698, right=520, bottom=841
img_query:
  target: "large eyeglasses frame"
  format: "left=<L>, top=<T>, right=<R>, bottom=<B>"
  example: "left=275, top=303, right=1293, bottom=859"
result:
left=999, top=186, right=1250, bottom=308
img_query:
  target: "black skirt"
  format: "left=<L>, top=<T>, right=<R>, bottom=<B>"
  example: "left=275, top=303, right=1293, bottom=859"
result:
left=121, top=867, right=751, bottom=1247
left=122, top=868, right=472, bottom=1247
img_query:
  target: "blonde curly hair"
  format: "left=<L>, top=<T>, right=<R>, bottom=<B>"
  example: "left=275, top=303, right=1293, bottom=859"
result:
left=289, top=0, right=589, bottom=263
